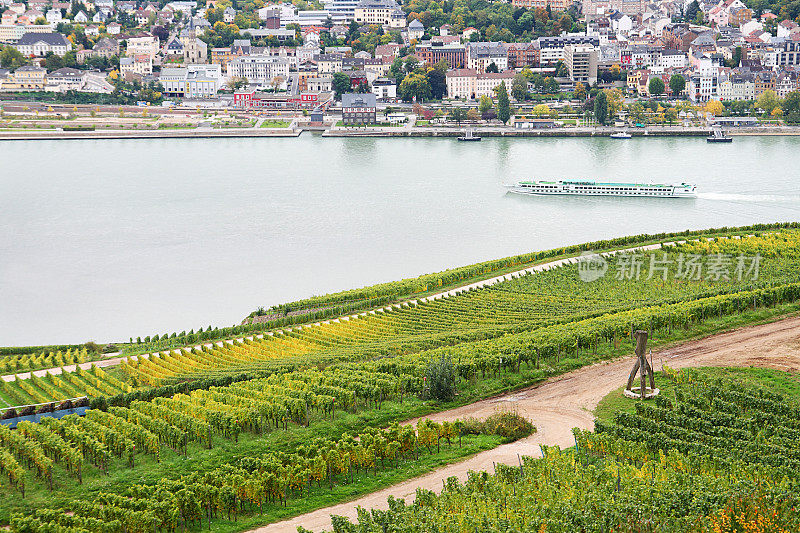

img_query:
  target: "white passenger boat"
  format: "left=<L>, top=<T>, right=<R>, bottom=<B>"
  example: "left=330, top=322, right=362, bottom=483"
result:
left=505, top=180, right=697, bottom=198
left=610, top=131, right=632, bottom=139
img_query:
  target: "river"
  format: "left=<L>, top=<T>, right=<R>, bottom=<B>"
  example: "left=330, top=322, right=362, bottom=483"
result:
left=2, top=134, right=799, bottom=346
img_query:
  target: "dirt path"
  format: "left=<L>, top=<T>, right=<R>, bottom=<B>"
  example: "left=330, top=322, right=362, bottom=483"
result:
left=260, top=315, right=800, bottom=533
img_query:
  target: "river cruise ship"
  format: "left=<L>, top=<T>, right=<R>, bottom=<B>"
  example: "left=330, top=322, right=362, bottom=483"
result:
left=506, top=180, right=697, bottom=198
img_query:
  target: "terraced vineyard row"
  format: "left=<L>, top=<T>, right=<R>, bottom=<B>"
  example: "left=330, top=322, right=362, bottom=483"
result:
left=0, top=366, right=131, bottom=408
left=326, top=376, right=800, bottom=532
left=599, top=376, right=800, bottom=475
left=118, top=240, right=800, bottom=387
left=10, top=418, right=486, bottom=533
left=0, top=348, right=90, bottom=376
left=0, top=367, right=419, bottom=497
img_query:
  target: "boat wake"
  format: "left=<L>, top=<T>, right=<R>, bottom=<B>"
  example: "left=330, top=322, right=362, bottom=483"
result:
left=697, top=192, right=800, bottom=203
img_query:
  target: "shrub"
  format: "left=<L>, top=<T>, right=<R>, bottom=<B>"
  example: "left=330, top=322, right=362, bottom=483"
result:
left=1, top=408, right=17, bottom=420
left=83, top=341, right=101, bottom=354
left=36, top=403, right=55, bottom=414
left=483, top=410, right=535, bottom=441
left=459, top=417, right=485, bottom=435
left=424, top=354, right=456, bottom=402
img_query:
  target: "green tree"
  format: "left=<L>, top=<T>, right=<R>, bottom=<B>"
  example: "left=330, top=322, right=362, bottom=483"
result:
left=756, top=89, right=779, bottom=115
left=424, top=354, right=456, bottom=402
left=449, top=107, right=467, bottom=123
left=628, top=102, right=646, bottom=124
left=0, top=47, right=27, bottom=69
left=669, top=74, right=686, bottom=97
left=511, top=72, right=528, bottom=101
left=398, top=72, right=431, bottom=102
left=781, top=91, right=800, bottom=122
left=426, top=60, right=447, bottom=100
left=44, top=53, right=63, bottom=72
left=532, top=103, right=552, bottom=117
left=543, top=77, right=560, bottom=95
left=496, top=81, right=511, bottom=124
left=389, top=57, right=406, bottom=86
left=729, top=46, right=742, bottom=68
left=594, top=90, right=608, bottom=124
left=485, top=61, right=499, bottom=73
left=574, top=82, right=586, bottom=100
left=478, top=95, right=492, bottom=114
left=685, top=0, right=700, bottom=22
left=332, top=72, right=351, bottom=99
left=648, top=77, right=665, bottom=97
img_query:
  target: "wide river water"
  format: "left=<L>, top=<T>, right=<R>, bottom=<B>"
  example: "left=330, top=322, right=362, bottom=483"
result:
left=2, top=135, right=800, bottom=346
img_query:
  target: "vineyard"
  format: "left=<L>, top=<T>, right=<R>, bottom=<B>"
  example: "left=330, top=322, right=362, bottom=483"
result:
left=324, top=374, right=800, bottom=533
left=117, top=241, right=800, bottom=388
left=0, top=348, right=90, bottom=376
left=5, top=408, right=515, bottom=532
left=118, top=222, right=800, bottom=356
left=3, top=226, right=800, bottom=532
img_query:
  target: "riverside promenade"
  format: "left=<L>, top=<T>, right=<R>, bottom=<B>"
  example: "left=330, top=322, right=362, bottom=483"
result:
left=1, top=123, right=797, bottom=140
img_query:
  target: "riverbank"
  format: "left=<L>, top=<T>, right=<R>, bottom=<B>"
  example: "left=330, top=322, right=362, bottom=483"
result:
left=0, top=127, right=300, bottom=140
left=3, top=124, right=800, bottom=140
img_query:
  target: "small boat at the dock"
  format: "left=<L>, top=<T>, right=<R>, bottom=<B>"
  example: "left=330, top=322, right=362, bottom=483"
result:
left=707, top=128, right=732, bottom=143
left=610, top=131, right=632, bottom=139
left=457, top=129, right=481, bottom=142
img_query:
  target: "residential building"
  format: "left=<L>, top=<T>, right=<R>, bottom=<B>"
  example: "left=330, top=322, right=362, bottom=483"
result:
left=341, top=92, right=377, bottom=125
left=234, top=89, right=329, bottom=108
left=211, top=39, right=251, bottom=71
left=408, top=19, right=424, bottom=41
left=371, top=77, right=396, bottom=99
left=445, top=68, right=514, bottom=99
left=687, top=71, right=718, bottom=102
left=353, top=0, right=404, bottom=26
left=306, top=76, right=332, bottom=92
left=1, top=64, right=46, bottom=90
left=466, top=42, right=508, bottom=72
left=620, top=45, right=659, bottom=69
left=315, top=53, right=344, bottom=74
left=324, top=0, right=362, bottom=23
left=659, top=49, right=688, bottom=69
left=564, top=44, right=598, bottom=85
left=774, top=71, right=797, bottom=97
left=375, top=43, right=401, bottom=60
left=778, top=35, right=800, bottom=68
left=778, top=19, right=800, bottom=39
left=45, top=8, right=62, bottom=24
left=227, top=55, right=291, bottom=86
left=126, top=35, right=160, bottom=60
left=416, top=41, right=466, bottom=68
left=45, top=67, right=83, bottom=91
left=718, top=72, right=755, bottom=100
left=538, top=35, right=599, bottom=65
left=13, top=32, right=70, bottom=57
left=160, top=64, right=223, bottom=98
left=120, top=54, right=153, bottom=77
left=506, top=42, right=539, bottom=68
